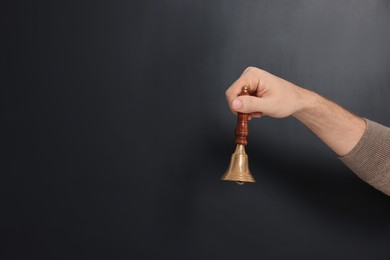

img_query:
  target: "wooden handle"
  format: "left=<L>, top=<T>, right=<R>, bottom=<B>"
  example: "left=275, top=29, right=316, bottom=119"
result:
left=235, top=86, right=250, bottom=145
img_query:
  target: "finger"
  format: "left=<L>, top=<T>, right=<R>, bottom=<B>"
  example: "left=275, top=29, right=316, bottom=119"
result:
left=251, top=112, right=263, bottom=118
left=248, top=112, right=262, bottom=120
left=226, top=77, right=259, bottom=99
left=232, top=95, right=271, bottom=114
left=226, top=78, right=260, bottom=112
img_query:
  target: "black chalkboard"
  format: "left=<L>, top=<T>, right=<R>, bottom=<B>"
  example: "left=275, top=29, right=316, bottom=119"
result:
left=2, top=1, right=390, bottom=259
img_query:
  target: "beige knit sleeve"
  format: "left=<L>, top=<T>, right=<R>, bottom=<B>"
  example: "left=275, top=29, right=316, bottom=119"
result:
left=339, top=119, right=390, bottom=195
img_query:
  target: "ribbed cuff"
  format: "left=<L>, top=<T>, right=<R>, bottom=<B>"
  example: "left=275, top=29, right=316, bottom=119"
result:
left=339, top=119, right=390, bottom=195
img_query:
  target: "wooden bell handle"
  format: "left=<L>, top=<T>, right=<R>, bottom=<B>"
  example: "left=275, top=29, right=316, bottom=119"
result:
left=235, top=86, right=250, bottom=145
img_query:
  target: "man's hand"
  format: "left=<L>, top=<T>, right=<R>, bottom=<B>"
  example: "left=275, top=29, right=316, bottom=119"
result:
left=225, top=67, right=316, bottom=119
left=225, top=67, right=366, bottom=156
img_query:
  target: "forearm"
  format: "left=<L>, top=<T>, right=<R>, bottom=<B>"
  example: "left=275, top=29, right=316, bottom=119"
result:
left=292, top=89, right=366, bottom=156
left=292, top=88, right=390, bottom=195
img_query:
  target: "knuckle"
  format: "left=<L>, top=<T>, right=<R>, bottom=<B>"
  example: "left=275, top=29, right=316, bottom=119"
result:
left=225, top=89, right=229, bottom=98
left=244, top=66, right=262, bottom=74
left=247, top=99, right=255, bottom=112
left=241, top=97, right=252, bottom=112
left=244, top=66, right=254, bottom=73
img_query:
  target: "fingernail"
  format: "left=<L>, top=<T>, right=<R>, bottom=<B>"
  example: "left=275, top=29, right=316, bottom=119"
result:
left=252, top=113, right=262, bottom=118
left=232, top=98, right=242, bottom=110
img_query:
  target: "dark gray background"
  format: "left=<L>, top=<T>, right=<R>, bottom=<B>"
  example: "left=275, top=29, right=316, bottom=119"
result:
left=2, top=0, right=390, bottom=259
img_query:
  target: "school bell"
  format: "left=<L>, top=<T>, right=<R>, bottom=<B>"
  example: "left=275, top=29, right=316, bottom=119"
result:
left=221, top=86, right=255, bottom=185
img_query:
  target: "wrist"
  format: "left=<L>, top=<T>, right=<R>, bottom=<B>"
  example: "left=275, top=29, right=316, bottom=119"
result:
left=292, top=86, right=322, bottom=119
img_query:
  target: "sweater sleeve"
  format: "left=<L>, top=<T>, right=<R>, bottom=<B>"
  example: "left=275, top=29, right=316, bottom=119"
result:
left=339, top=119, right=390, bottom=195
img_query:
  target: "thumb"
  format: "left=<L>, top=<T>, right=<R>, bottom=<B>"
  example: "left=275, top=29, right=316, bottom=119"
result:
left=232, top=96, right=268, bottom=114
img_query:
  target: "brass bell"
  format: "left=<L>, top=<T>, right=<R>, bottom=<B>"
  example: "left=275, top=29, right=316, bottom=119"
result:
left=221, top=144, right=255, bottom=185
left=221, top=85, right=255, bottom=185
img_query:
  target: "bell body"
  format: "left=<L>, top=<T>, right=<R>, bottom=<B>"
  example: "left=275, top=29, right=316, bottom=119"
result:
left=221, top=144, right=255, bottom=183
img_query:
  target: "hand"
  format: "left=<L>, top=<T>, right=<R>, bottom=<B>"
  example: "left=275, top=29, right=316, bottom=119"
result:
left=225, top=67, right=315, bottom=118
